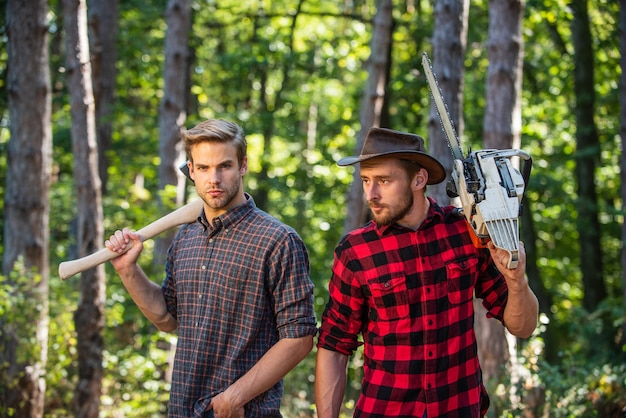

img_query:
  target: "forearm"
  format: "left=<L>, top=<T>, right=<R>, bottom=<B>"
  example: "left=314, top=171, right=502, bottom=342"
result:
left=315, top=347, right=349, bottom=418
left=489, top=242, right=538, bottom=338
left=503, top=278, right=539, bottom=338
left=221, top=335, right=314, bottom=407
left=117, top=264, right=177, bottom=332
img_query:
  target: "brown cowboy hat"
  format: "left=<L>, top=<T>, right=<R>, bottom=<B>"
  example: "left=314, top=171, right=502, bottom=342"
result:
left=338, top=127, right=446, bottom=185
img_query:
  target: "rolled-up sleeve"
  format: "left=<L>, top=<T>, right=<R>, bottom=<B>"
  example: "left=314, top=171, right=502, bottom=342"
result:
left=317, top=241, right=364, bottom=355
left=270, top=232, right=317, bottom=339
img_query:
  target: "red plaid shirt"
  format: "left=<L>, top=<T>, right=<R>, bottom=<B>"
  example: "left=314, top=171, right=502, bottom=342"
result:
left=317, top=198, right=508, bottom=418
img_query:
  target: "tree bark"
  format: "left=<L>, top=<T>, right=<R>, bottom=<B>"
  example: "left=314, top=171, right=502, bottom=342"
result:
left=477, top=0, right=524, bottom=406
left=570, top=0, right=607, bottom=313
left=153, top=0, right=192, bottom=268
left=427, top=0, right=469, bottom=204
left=62, top=0, right=106, bottom=416
left=343, top=0, right=393, bottom=234
left=1, top=0, right=52, bottom=416
left=520, top=198, right=556, bottom=363
left=483, top=3, right=523, bottom=151
left=88, top=0, right=119, bottom=193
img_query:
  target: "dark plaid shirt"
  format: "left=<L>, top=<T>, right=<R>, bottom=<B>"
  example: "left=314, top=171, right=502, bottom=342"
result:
left=162, top=195, right=317, bottom=417
left=317, top=198, right=509, bottom=418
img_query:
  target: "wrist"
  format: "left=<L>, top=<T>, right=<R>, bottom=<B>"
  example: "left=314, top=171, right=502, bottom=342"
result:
left=117, top=263, right=141, bottom=281
left=222, top=384, right=245, bottom=411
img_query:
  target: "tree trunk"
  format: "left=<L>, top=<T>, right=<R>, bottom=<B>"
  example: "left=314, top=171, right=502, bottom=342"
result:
left=570, top=0, right=607, bottom=313
left=62, top=0, right=106, bottom=416
left=478, top=0, right=524, bottom=408
left=343, top=0, right=393, bottom=234
left=427, top=0, right=469, bottom=204
left=1, top=1, right=52, bottom=416
left=88, top=0, right=119, bottom=193
left=483, top=3, right=523, bottom=151
left=153, top=0, right=192, bottom=268
left=520, top=197, right=557, bottom=363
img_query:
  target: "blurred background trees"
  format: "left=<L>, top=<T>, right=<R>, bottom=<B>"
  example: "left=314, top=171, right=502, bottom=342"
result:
left=0, top=0, right=624, bottom=416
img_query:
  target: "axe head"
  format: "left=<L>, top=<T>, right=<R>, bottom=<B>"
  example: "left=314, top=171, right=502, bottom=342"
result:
left=179, top=161, right=194, bottom=182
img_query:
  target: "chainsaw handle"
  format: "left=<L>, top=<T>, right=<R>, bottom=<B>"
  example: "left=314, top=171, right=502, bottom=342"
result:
left=517, top=149, right=532, bottom=189
left=477, top=148, right=533, bottom=191
left=488, top=148, right=533, bottom=189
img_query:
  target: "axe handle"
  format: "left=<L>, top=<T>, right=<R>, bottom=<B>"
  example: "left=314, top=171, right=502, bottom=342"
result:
left=58, top=199, right=203, bottom=280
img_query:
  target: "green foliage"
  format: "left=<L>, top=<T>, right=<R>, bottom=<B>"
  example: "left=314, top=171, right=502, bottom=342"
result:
left=0, top=260, right=45, bottom=416
left=486, top=358, right=626, bottom=418
left=100, top=332, right=172, bottom=416
left=533, top=360, right=626, bottom=417
left=0, top=124, right=7, bottom=265
left=521, top=0, right=623, bottom=361
left=281, top=350, right=317, bottom=417
left=45, top=275, right=77, bottom=415
left=0, top=264, right=43, bottom=361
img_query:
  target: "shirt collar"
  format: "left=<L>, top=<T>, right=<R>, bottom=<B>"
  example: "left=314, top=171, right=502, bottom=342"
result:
left=196, top=193, right=256, bottom=232
left=373, top=196, right=445, bottom=237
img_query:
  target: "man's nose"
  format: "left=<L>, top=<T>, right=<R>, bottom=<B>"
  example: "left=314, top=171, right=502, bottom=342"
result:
left=204, top=171, right=220, bottom=185
left=365, top=183, right=379, bottom=201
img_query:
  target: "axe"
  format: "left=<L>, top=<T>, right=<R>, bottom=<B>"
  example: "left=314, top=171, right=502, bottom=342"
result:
left=58, top=199, right=202, bottom=280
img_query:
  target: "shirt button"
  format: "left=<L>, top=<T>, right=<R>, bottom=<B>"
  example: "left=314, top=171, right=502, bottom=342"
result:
left=198, top=294, right=202, bottom=299
left=209, top=238, right=213, bottom=243
left=429, top=351, right=433, bottom=357
left=383, top=282, right=390, bottom=288
left=202, top=265, right=206, bottom=270
left=428, top=320, right=433, bottom=326
left=195, top=322, right=199, bottom=327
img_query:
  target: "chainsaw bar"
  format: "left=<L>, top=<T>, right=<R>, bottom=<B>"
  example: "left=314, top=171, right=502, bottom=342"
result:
left=421, top=52, right=464, bottom=161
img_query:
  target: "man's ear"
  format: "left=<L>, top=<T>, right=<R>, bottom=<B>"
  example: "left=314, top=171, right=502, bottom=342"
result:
left=240, top=156, right=248, bottom=175
left=187, top=160, right=195, bottom=181
left=413, top=168, right=428, bottom=189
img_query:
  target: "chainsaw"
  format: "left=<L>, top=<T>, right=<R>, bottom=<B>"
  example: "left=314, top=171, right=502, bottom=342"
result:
left=421, top=52, right=532, bottom=269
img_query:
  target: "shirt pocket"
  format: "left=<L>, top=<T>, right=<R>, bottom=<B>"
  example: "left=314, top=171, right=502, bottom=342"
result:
left=446, top=256, right=479, bottom=305
left=369, top=273, right=410, bottom=321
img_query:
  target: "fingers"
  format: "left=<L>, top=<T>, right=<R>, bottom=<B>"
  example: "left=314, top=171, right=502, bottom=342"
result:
left=209, top=391, right=245, bottom=418
left=487, top=242, right=518, bottom=270
left=517, top=241, right=526, bottom=260
left=104, top=228, right=136, bottom=253
left=496, top=254, right=511, bottom=270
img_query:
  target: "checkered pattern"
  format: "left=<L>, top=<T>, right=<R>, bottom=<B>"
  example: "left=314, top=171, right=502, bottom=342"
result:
left=318, top=198, right=508, bottom=417
left=162, top=195, right=317, bottom=417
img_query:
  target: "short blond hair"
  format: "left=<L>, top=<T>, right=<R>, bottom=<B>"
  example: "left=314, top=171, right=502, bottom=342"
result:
left=181, top=119, right=247, bottom=167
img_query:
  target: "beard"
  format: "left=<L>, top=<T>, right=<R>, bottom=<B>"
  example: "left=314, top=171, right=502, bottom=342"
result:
left=369, top=188, right=414, bottom=227
left=197, top=181, right=241, bottom=211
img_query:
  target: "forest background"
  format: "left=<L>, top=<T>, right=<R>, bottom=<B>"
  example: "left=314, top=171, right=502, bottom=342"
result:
left=0, top=0, right=625, bottom=417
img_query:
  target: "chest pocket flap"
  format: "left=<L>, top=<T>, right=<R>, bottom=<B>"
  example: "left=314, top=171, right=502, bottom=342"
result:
left=446, top=256, right=479, bottom=305
left=368, top=272, right=409, bottom=321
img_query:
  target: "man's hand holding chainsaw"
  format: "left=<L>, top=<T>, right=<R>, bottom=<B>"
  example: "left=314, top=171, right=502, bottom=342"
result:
left=488, top=240, right=538, bottom=339
left=106, top=228, right=178, bottom=332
